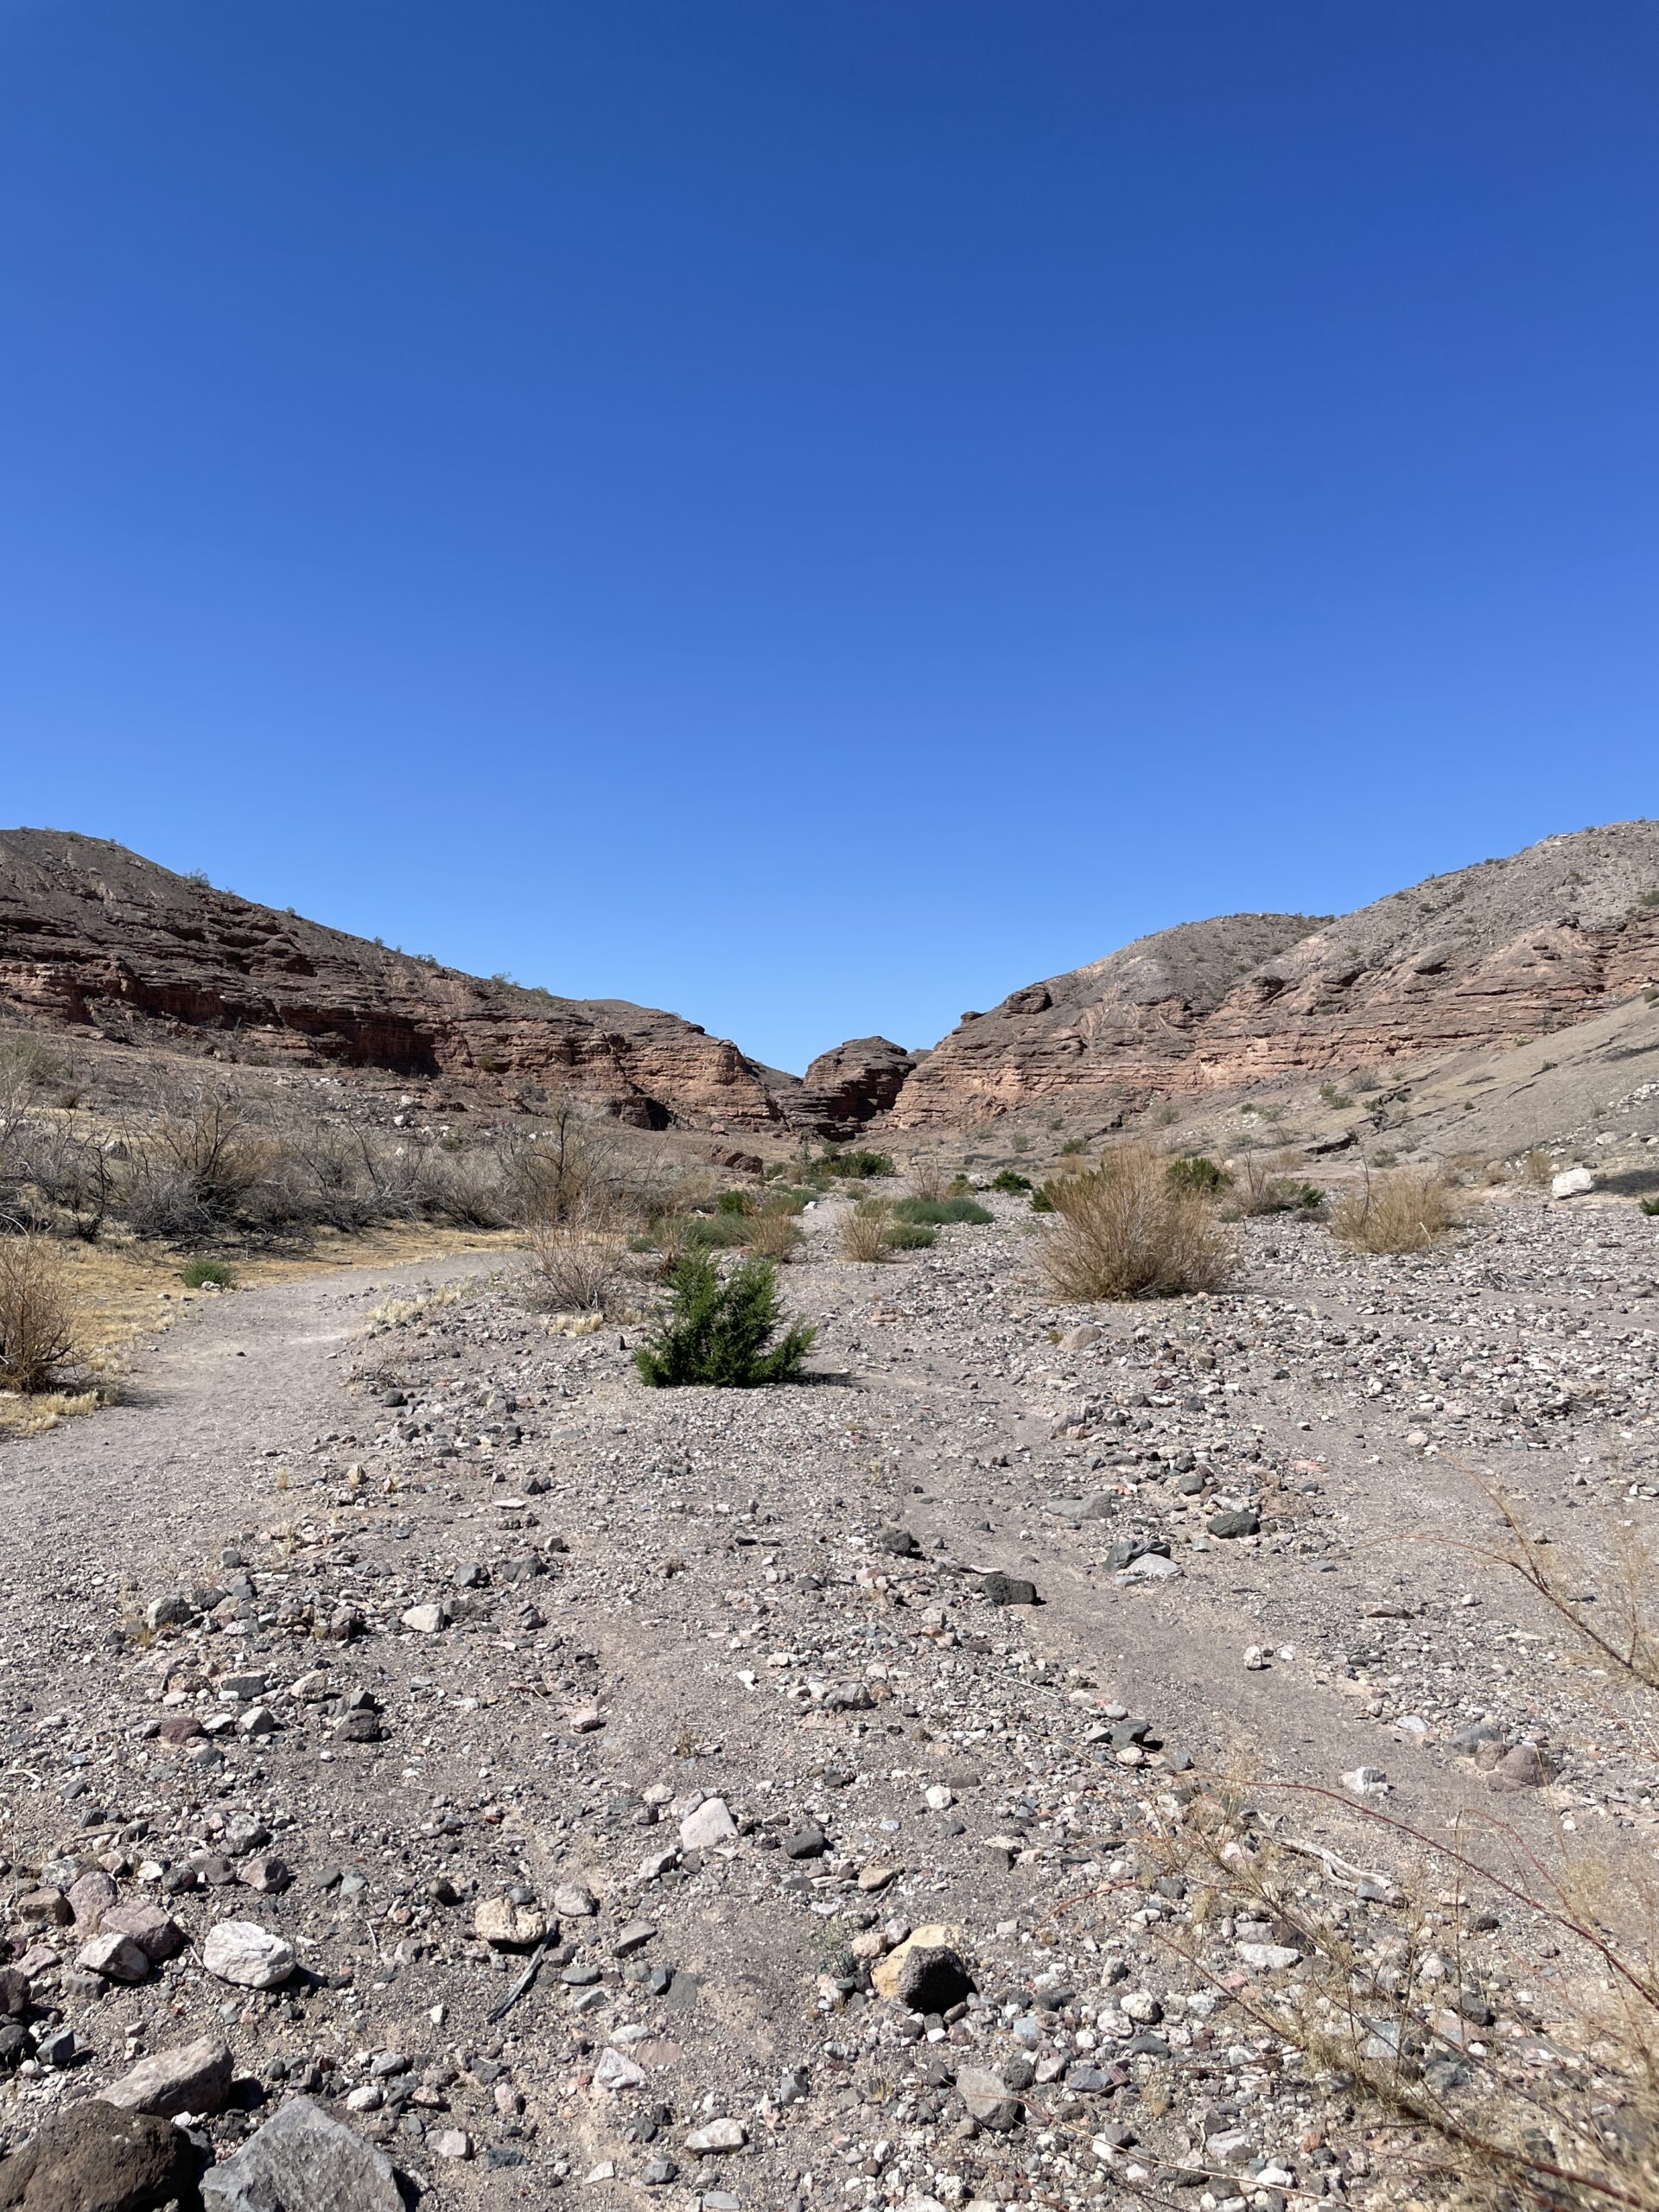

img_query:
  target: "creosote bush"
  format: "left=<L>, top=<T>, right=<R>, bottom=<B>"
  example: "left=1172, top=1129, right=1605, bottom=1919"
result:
left=1330, top=1166, right=1461, bottom=1254
left=634, top=1252, right=816, bottom=1388
left=0, top=1234, right=80, bottom=1393
left=1036, top=1143, right=1235, bottom=1301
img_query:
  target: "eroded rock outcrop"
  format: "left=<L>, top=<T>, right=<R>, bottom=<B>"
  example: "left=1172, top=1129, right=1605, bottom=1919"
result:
left=892, top=824, right=1659, bottom=1125
left=790, top=1035, right=918, bottom=1138
left=0, top=830, right=792, bottom=1132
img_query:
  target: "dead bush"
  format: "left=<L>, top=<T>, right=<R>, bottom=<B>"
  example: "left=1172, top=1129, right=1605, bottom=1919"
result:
left=1138, top=1471, right=1659, bottom=2212
left=524, top=1187, right=631, bottom=1316
left=0, top=1234, right=80, bottom=1392
left=908, top=1158, right=953, bottom=1204
left=1036, top=1144, right=1235, bottom=1300
left=1330, top=1166, right=1461, bottom=1253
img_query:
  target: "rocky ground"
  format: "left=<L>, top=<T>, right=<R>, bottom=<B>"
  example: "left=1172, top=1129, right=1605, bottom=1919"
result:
left=1, top=1180, right=1656, bottom=2210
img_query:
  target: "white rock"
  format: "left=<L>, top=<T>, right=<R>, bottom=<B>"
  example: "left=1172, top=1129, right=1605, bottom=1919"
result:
left=553, top=1883, right=598, bottom=1917
left=1341, top=1765, right=1390, bottom=1799
left=1236, top=1942, right=1302, bottom=1972
left=924, top=1784, right=954, bottom=1811
left=592, top=2048, right=647, bottom=2093
left=400, top=1603, right=446, bottom=1634
left=678, top=1796, right=738, bottom=1852
left=1116, top=1553, right=1180, bottom=1583
left=201, top=1921, right=295, bottom=1989
left=684, top=2117, right=747, bottom=2153
left=1552, top=1167, right=1595, bottom=1198
left=474, top=1897, right=547, bottom=1948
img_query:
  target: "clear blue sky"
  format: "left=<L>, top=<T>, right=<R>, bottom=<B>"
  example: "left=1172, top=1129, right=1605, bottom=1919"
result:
left=3, top=3, right=1656, bottom=1072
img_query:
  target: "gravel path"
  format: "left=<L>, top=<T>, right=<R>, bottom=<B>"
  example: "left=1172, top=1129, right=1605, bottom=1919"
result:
left=0, top=1196, right=1654, bottom=2209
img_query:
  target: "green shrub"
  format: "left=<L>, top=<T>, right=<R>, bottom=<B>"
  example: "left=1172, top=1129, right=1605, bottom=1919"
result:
left=634, top=1253, right=817, bottom=1388
left=1030, top=1185, right=1056, bottom=1213
left=181, top=1256, right=237, bottom=1288
left=817, top=1147, right=894, bottom=1180
left=882, top=1218, right=937, bottom=1249
left=1060, top=1138, right=1089, bottom=1156
left=1641, top=1197, right=1659, bottom=1217
left=989, top=1169, right=1033, bottom=1195
left=715, top=1189, right=753, bottom=1215
left=893, top=1196, right=994, bottom=1226
left=1165, top=1156, right=1231, bottom=1197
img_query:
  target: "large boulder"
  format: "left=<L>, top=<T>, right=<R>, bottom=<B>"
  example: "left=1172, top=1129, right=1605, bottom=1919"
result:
left=0, top=2099, right=197, bottom=2212
left=200, top=2094, right=404, bottom=2211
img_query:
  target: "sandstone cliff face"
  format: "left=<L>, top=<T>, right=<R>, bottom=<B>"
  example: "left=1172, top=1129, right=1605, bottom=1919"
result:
left=892, top=824, right=1659, bottom=1126
left=0, top=830, right=793, bottom=1133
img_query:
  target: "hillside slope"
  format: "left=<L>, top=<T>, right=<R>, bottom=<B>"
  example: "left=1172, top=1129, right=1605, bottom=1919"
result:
left=892, top=823, right=1659, bottom=1125
left=0, top=830, right=794, bottom=1133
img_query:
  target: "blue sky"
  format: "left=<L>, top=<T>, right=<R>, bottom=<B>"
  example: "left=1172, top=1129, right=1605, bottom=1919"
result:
left=2, top=3, right=1656, bottom=1073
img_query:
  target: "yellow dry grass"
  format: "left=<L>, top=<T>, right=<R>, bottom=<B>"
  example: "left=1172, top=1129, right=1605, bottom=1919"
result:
left=0, top=1223, right=521, bottom=1440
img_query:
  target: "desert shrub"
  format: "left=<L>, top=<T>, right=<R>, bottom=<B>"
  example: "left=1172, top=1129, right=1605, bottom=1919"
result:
left=1642, top=1197, right=1659, bottom=1217
left=1059, top=1137, right=1089, bottom=1156
left=1029, top=1185, right=1055, bottom=1213
left=817, top=1147, right=894, bottom=1180
left=839, top=1206, right=894, bottom=1263
left=0, top=1234, right=79, bottom=1392
left=1036, top=1144, right=1236, bottom=1301
left=892, top=1195, right=993, bottom=1226
left=715, top=1189, right=753, bottom=1215
left=988, top=1168, right=1033, bottom=1195
left=634, top=1253, right=815, bottom=1388
left=1165, top=1154, right=1231, bottom=1197
left=1318, top=1079, right=1355, bottom=1108
left=524, top=1207, right=630, bottom=1317
left=181, top=1257, right=236, bottom=1288
left=882, top=1218, right=936, bottom=1250
left=1522, top=1147, right=1555, bottom=1188
left=1231, top=1154, right=1325, bottom=1217
left=1330, top=1167, right=1461, bottom=1254
left=761, top=1185, right=815, bottom=1215
left=744, top=1209, right=804, bottom=1262
left=908, top=1159, right=954, bottom=1203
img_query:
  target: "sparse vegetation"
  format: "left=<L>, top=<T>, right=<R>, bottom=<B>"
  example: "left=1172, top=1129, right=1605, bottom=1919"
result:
left=1036, top=1144, right=1236, bottom=1301
left=988, top=1168, right=1033, bottom=1195
left=0, top=1233, right=80, bottom=1392
left=1230, top=1153, right=1325, bottom=1216
left=1330, top=1166, right=1461, bottom=1253
left=634, top=1252, right=816, bottom=1388
left=892, top=1195, right=993, bottom=1226
left=180, top=1256, right=237, bottom=1288
left=839, top=1204, right=896, bottom=1264
left=1165, top=1154, right=1231, bottom=1197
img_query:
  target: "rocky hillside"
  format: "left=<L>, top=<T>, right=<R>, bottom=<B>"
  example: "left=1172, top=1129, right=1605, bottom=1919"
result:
left=0, top=830, right=796, bottom=1135
left=892, top=823, right=1659, bottom=1127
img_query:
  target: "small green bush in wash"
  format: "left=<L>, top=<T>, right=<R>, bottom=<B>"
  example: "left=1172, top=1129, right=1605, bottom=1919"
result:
left=181, top=1256, right=237, bottom=1288
left=817, top=1148, right=894, bottom=1180
left=989, top=1169, right=1033, bottom=1195
left=883, top=1219, right=937, bottom=1249
left=635, top=1252, right=817, bottom=1388
left=1166, top=1156, right=1231, bottom=1197
left=893, top=1196, right=994, bottom=1226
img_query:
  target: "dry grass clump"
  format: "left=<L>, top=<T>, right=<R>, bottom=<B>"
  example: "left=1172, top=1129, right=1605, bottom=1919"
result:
left=1330, top=1166, right=1462, bottom=1253
left=744, top=1207, right=804, bottom=1263
left=1036, top=1143, right=1235, bottom=1300
left=0, top=1233, right=81, bottom=1391
left=839, top=1200, right=895, bottom=1264
left=1522, top=1147, right=1556, bottom=1189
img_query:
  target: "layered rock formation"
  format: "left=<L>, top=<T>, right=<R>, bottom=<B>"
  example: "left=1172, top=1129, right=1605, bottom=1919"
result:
left=791, top=1037, right=918, bottom=1140
left=0, top=830, right=792, bottom=1132
left=891, top=823, right=1659, bottom=1126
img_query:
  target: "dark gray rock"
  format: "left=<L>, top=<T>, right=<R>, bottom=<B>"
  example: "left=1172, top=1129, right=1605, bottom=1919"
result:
left=0, top=2099, right=197, bottom=2212
left=200, top=2094, right=404, bottom=2210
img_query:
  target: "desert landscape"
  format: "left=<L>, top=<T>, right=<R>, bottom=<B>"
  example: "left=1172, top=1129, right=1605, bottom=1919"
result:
left=0, top=822, right=1656, bottom=2212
